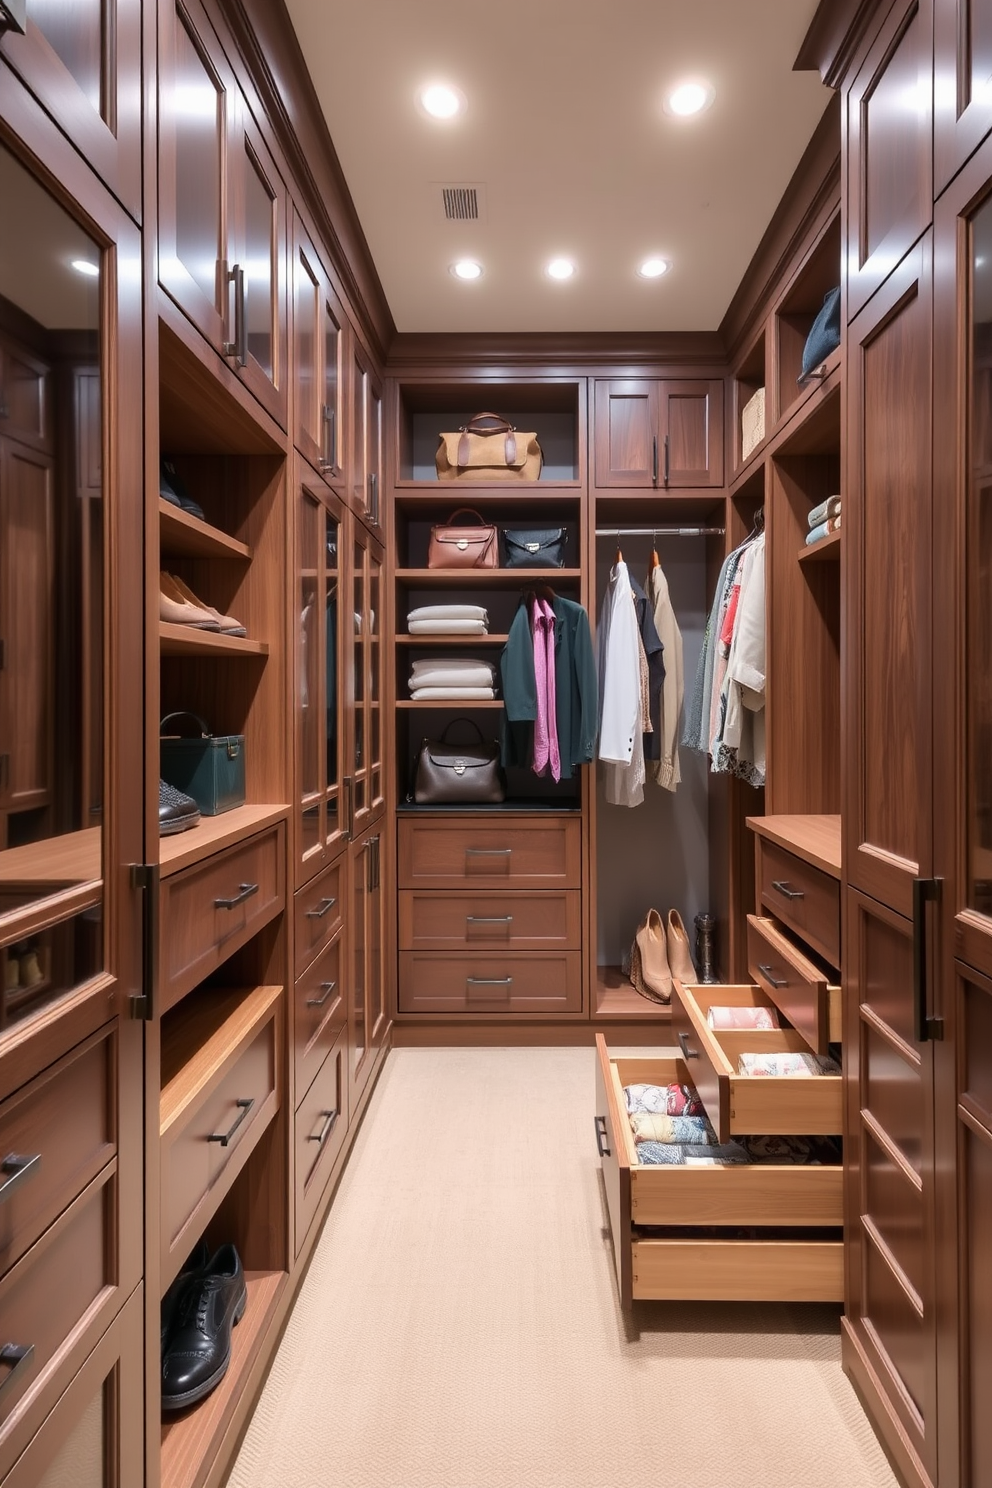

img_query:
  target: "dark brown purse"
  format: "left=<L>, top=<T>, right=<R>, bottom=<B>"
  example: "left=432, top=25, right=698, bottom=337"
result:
left=427, top=507, right=498, bottom=569
left=413, top=719, right=505, bottom=804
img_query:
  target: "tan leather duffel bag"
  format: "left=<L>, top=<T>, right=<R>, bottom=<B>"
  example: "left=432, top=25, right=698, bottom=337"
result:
left=436, top=411, right=542, bottom=481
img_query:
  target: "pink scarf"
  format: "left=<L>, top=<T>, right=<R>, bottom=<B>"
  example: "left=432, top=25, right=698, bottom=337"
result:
left=531, top=596, right=560, bottom=781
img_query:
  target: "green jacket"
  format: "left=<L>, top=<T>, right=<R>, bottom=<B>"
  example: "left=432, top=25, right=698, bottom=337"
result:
left=499, top=595, right=598, bottom=779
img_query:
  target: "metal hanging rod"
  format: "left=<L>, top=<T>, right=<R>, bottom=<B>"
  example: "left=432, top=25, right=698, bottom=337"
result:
left=594, top=525, right=725, bottom=538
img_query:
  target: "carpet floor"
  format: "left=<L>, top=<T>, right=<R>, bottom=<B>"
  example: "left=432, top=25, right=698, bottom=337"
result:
left=228, top=1046, right=899, bottom=1488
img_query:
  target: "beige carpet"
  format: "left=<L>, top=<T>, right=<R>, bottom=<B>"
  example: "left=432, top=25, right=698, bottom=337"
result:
left=228, top=1047, right=899, bottom=1488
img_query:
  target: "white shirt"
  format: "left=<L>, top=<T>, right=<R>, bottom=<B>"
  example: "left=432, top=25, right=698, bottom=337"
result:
left=597, top=560, right=640, bottom=765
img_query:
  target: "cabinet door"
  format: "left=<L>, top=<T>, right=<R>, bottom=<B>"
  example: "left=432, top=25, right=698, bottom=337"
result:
left=845, top=237, right=933, bottom=919
left=935, top=0, right=992, bottom=195
left=348, top=834, right=384, bottom=1109
left=293, top=222, right=347, bottom=484
left=593, top=379, right=659, bottom=487
left=0, top=340, right=49, bottom=452
left=230, top=91, right=288, bottom=428
left=659, top=379, right=723, bottom=487
left=846, top=0, right=934, bottom=320
left=0, top=439, right=53, bottom=816
left=0, top=0, right=142, bottom=220
left=351, top=341, right=381, bottom=522
left=348, top=524, right=384, bottom=840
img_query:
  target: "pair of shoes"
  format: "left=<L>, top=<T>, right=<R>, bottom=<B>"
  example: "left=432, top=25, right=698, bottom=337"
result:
left=161, top=1239, right=210, bottom=1349
left=159, top=779, right=201, bottom=835
left=160, top=457, right=205, bottom=522
left=160, top=573, right=246, bottom=635
left=628, top=909, right=698, bottom=1004
left=161, top=1243, right=247, bottom=1412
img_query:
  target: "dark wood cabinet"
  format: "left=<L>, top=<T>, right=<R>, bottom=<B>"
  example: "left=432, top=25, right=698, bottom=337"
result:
left=352, top=339, right=382, bottom=525
left=293, top=218, right=347, bottom=485
left=934, top=0, right=992, bottom=195
left=349, top=521, right=384, bottom=837
left=0, top=436, right=53, bottom=820
left=349, top=830, right=384, bottom=1109
left=593, top=377, right=723, bottom=488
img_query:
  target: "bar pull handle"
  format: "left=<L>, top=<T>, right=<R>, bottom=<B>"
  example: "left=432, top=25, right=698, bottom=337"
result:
left=771, top=879, right=804, bottom=901
left=129, top=862, right=159, bottom=1020
left=306, top=980, right=337, bottom=1009
left=594, top=1115, right=611, bottom=1159
left=208, top=1097, right=254, bottom=1147
left=368, top=472, right=378, bottom=524
left=465, top=848, right=511, bottom=856
left=652, top=435, right=658, bottom=487
left=466, top=977, right=513, bottom=986
left=0, top=1153, right=40, bottom=1204
left=913, top=877, right=943, bottom=1042
left=305, top=896, right=337, bottom=920
left=224, top=263, right=247, bottom=366
left=214, top=882, right=259, bottom=911
left=309, top=1108, right=339, bottom=1146
left=0, top=1345, right=34, bottom=1402
left=757, top=963, right=788, bottom=990
left=678, top=1031, right=699, bottom=1061
left=322, top=403, right=337, bottom=470
left=664, top=433, right=670, bottom=486
left=466, top=915, right=513, bottom=924
left=343, top=775, right=353, bottom=840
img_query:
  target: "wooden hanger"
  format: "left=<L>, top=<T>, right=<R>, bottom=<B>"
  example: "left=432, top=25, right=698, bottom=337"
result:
left=648, top=531, right=660, bottom=574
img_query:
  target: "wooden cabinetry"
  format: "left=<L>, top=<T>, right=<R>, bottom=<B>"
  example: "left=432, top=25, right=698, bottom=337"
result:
left=349, top=520, right=384, bottom=836
left=352, top=340, right=382, bottom=526
left=934, top=0, right=992, bottom=193
left=293, top=219, right=346, bottom=485
left=593, top=378, right=723, bottom=488
left=349, top=830, right=384, bottom=1107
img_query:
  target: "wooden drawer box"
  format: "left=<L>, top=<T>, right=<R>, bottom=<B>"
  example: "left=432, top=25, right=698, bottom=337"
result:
left=747, top=915, right=841, bottom=1054
left=670, top=983, right=842, bottom=1143
left=398, top=891, right=581, bottom=951
left=595, top=1037, right=842, bottom=1307
left=295, top=932, right=346, bottom=1104
left=398, top=815, right=581, bottom=890
left=159, top=825, right=285, bottom=1013
left=294, top=857, right=343, bottom=979
left=295, top=1028, right=348, bottom=1248
left=757, top=838, right=840, bottom=968
left=398, top=951, right=582, bottom=1015
left=0, top=1026, right=115, bottom=1279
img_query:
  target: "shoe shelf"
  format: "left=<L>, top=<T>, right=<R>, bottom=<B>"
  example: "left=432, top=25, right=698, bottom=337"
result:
left=159, top=804, right=290, bottom=878
left=160, top=1267, right=285, bottom=1488
left=159, top=499, right=252, bottom=562
left=593, top=965, right=673, bottom=1021
left=797, top=528, right=841, bottom=565
left=159, top=623, right=269, bottom=658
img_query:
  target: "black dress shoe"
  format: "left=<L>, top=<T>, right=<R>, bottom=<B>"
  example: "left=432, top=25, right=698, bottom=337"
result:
left=160, top=457, right=206, bottom=522
left=161, top=1239, right=210, bottom=1350
left=159, top=780, right=201, bottom=836
left=161, top=1244, right=247, bottom=1412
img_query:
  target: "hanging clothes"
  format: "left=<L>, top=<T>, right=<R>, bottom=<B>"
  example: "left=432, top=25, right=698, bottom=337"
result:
left=630, top=574, right=665, bottom=760
left=649, top=563, right=684, bottom=791
left=597, top=559, right=665, bottom=808
left=714, top=532, right=766, bottom=786
left=531, top=596, right=561, bottom=782
left=500, top=591, right=597, bottom=778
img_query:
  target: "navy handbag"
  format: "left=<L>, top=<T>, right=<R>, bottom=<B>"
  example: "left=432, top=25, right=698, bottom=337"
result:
left=800, top=287, right=841, bottom=380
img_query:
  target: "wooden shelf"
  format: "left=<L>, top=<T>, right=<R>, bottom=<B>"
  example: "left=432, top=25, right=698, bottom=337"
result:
left=594, top=965, right=674, bottom=1021
left=392, top=479, right=581, bottom=493
left=159, top=499, right=252, bottom=561
left=397, top=699, right=502, bottom=708
left=159, top=803, right=289, bottom=878
left=396, top=633, right=509, bottom=645
left=396, top=568, right=580, bottom=587
left=746, top=813, right=842, bottom=879
left=161, top=984, right=282, bottom=1137
left=160, top=623, right=268, bottom=658
left=798, top=529, right=841, bottom=564
left=160, top=1269, right=285, bottom=1488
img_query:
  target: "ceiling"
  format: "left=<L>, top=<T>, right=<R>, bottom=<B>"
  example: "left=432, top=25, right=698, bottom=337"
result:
left=283, top=0, right=831, bottom=336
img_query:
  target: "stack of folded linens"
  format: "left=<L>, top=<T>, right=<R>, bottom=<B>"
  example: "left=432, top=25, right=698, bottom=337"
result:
left=806, top=495, right=842, bottom=546
left=737, top=1051, right=841, bottom=1077
left=407, top=604, right=489, bottom=635
left=408, top=658, right=496, bottom=700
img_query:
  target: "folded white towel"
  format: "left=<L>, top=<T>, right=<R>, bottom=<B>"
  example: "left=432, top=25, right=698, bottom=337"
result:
left=409, top=666, right=495, bottom=690
left=407, top=604, right=488, bottom=623
left=410, top=686, right=496, bottom=700
left=408, top=619, right=489, bottom=635
left=410, top=657, right=495, bottom=675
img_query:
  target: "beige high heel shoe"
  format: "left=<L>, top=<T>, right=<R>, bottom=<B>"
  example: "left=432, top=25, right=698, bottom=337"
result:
left=629, top=908, right=672, bottom=1004
left=666, top=909, right=697, bottom=986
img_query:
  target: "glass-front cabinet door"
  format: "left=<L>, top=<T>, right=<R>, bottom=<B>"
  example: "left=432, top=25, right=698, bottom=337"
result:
left=293, top=219, right=346, bottom=485
left=349, top=524, right=384, bottom=839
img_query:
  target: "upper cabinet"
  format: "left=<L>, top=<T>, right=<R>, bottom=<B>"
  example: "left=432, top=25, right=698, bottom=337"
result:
left=0, top=0, right=141, bottom=221
left=294, top=217, right=347, bottom=487
left=158, top=0, right=288, bottom=427
left=935, top=0, right=992, bottom=194
left=352, top=339, right=382, bottom=529
left=593, top=378, right=723, bottom=488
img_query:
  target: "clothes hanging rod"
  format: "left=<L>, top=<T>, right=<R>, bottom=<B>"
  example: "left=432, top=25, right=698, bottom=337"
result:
left=594, top=525, right=725, bottom=537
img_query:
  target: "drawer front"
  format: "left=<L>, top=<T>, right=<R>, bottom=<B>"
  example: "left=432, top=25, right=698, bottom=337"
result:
left=758, top=839, right=840, bottom=968
left=398, top=817, right=581, bottom=889
left=295, top=1030, right=348, bottom=1247
left=160, top=825, right=285, bottom=1012
left=294, top=858, right=344, bottom=979
left=399, top=952, right=582, bottom=1014
left=295, top=933, right=346, bottom=1104
left=747, top=915, right=834, bottom=1054
left=398, top=891, right=581, bottom=951
left=631, top=1238, right=843, bottom=1302
left=0, top=1026, right=115, bottom=1278
left=162, top=1016, right=277, bottom=1263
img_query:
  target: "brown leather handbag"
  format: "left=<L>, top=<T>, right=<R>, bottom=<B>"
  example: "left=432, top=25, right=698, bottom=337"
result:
left=427, top=507, right=498, bottom=569
left=413, top=719, right=505, bottom=804
left=435, top=412, right=542, bottom=482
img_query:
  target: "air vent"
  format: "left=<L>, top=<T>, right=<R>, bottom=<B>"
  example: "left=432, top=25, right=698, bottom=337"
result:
left=435, top=183, right=487, bottom=223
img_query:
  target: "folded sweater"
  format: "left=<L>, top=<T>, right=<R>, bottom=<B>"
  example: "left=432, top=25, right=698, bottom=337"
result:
left=707, top=1005, right=780, bottom=1030
left=623, top=1082, right=704, bottom=1117
left=409, top=664, right=496, bottom=690
left=805, top=515, right=841, bottom=546
left=408, top=619, right=489, bottom=635
left=407, top=604, right=488, bottom=623
left=409, top=686, right=495, bottom=700
left=637, top=1140, right=749, bottom=1166
left=629, top=1112, right=716, bottom=1145
left=808, top=495, right=842, bottom=528
left=738, top=1051, right=841, bottom=1078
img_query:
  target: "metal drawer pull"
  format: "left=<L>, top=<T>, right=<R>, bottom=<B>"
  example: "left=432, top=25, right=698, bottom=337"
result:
left=466, top=915, right=513, bottom=924
left=0, top=1344, right=34, bottom=1401
left=771, top=879, right=804, bottom=900
left=465, top=848, right=512, bottom=856
left=207, top=1098, right=254, bottom=1147
left=678, top=1032, right=699, bottom=1060
left=306, top=980, right=337, bottom=1009
left=0, top=1153, right=40, bottom=1204
left=466, top=977, right=513, bottom=986
left=306, top=896, right=337, bottom=920
left=757, top=963, right=788, bottom=990
left=594, top=1115, right=611, bottom=1159
left=310, top=1109, right=339, bottom=1146
left=214, top=882, right=259, bottom=911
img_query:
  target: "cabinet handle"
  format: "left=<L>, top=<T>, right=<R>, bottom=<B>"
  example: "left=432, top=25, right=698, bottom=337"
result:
left=466, top=977, right=512, bottom=987
left=207, top=1097, right=254, bottom=1147
left=309, top=1108, right=338, bottom=1146
left=465, top=848, right=511, bottom=856
left=306, top=980, right=338, bottom=1009
left=466, top=915, right=513, bottom=924
left=677, top=1031, right=699, bottom=1060
left=343, top=775, right=353, bottom=840
left=594, top=1115, right=611, bottom=1159
left=664, top=433, right=670, bottom=486
left=305, top=896, right=337, bottom=920
left=757, top=963, right=788, bottom=990
left=224, top=263, right=247, bottom=367
left=771, top=879, right=804, bottom=901
left=322, top=403, right=337, bottom=470
left=913, top=876, right=943, bottom=1043
left=214, top=882, right=259, bottom=911
left=0, top=1345, right=34, bottom=1402
left=0, top=1153, right=40, bottom=1204
left=652, top=435, right=659, bottom=486
left=368, top=472, right=378, bottom=523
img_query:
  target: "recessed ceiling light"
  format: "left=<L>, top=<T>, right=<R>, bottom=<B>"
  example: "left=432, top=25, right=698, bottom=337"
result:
left=546, top=258, right=575, bottom=281
left=419, top=83, right=465, bottom=119
left=450, top=259, right=483, bottom=280
left=71, top=259, right=99, bottom=277
left=665, top=80, right=715, bottom=117
left=638, top=257, right=671, bottom=279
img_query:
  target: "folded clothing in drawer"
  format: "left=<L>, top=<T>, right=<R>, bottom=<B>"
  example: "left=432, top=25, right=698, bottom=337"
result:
left=623, top=1081, right=704, bottom=1117
left=708, top=1004, right=780, bottom=1030
left=638, top=1140, right=750, bottom=1166
left=738, top=1051, right=841, bottom=1077
left=629, top=1112, right=715, bottom=1144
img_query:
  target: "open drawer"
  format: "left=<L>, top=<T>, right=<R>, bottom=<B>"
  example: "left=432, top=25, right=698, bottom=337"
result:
left=670, top=984, right=843, bottom=1143
left=747, top=915, right=841, bottom=1054
left=594, top=1037, right=843, bottom=1308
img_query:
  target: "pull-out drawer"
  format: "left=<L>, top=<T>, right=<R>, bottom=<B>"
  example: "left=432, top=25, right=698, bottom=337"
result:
left=398, top=951, right=582, bottom=1014
left=747, top=916, right=841, bottom=1054
left=295, top=932, right=346, bottom=1103
left=295, top=1029, right=348, bottom=1248
left=594, top=1038, right=842, bottom=1307
left=671, top=983, right=843, bottom=1143
left=160, top=825, right=285, bottom=1013
left=398, top=816, right=581, bottom=890
left=294, top=858, right=344, bottom=979
left=757, top=838, right=839, bottom=968
left=398, top=891, right=581, bottom=951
